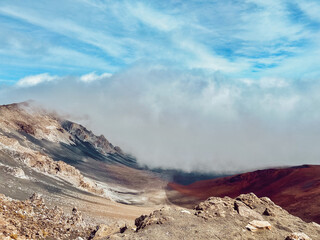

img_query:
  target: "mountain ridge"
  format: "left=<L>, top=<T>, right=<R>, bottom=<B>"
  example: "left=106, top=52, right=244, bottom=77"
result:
left=1, top=101, right=320, bottom=239
left=167, top=164, right=320, bottom=224
left=0, top=101, right=168, bottom=224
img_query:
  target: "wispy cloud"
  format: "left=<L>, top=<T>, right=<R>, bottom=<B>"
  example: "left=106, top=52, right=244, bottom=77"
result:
left=15, top=71, right=113, bottom=87
left=80, top=72, right=112, bottom=83
left=126, top=2, right=182, bottom=32
left=1, top=0, right=320, bottom=81
left=0, top=5, right=125, bottom=57
left=16, top=73, right=58, bottom=87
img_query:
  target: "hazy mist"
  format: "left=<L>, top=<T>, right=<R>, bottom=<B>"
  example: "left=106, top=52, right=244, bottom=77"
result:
left=1, top=65, right=320, bottom=172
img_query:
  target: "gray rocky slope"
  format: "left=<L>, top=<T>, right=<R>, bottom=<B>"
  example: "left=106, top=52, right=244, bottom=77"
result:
left=0, top=102, right=167, bottom=208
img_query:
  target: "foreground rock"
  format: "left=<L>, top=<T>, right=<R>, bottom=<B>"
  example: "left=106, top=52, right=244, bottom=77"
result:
left=246, top=220, right=272, bottom=232
left=108, top=193, right=320, bottom=239
left=1, top=192, right=319, bottom=239
left=0, top=193, right=95, bottom=240
left=88, top=222, right=128, bottom=240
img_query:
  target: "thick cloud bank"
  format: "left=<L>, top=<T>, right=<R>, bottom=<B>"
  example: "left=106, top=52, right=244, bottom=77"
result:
left=1, top=66, right=320, bottom=172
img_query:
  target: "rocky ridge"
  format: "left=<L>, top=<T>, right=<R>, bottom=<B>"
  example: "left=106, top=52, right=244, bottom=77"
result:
left=0, top=102, right=122, bottom=155
left=0, top=103, right=72, bottom=145
left=108, top=193, right=320, bottom=239
left=0, top=101, right=167, bottom=211
left=0, top=102, right=126, bottom=196
left=61, top=120, right=122, bottom=155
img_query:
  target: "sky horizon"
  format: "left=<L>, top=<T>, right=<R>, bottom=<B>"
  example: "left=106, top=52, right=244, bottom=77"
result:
left=1, top=0, right=320, bottom=172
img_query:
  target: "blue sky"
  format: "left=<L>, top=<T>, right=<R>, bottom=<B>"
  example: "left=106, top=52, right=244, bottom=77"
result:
left=1, top=0, right=320, bottom=84
left=1, top=0, right=320, bottom=171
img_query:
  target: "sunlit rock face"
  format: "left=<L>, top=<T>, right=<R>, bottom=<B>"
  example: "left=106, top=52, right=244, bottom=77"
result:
left=108, top=193, right=320, bottom=240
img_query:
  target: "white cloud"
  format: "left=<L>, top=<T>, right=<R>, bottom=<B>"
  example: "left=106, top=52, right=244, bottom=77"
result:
left=259, top=77, right=289, bottom=89
left=3, top=66, right=320, bottom=172
left=80, top=72, right=112, bottom=82
left=177, top=39, right=250, bottom=72
left=16, top=73, right=57, bottom=87
left=1, top=0, right=319, bottom=80
left=238, top=77, right=289, bottom=89
left=126, top=2, right=181, bottom=32
left=296, top=0, right=320, bottom=22
left=239, top=0, right=304, bottom=41
left=0, top=5, right=126, bottom=58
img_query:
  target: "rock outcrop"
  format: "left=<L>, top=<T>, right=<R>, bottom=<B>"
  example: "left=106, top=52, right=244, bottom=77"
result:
left=0, top=102, right=72, bottom=144
left=0, top=101, right=122, bottom=155
left=61, top=120, right=123, bottom=155
left=88, top=222, right=128, bottom=240
left=107, top=193, right=320, bottom=239
left=0, top=193, right=95, bottom=240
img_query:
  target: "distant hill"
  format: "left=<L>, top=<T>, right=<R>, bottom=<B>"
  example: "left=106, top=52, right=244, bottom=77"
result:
left=168, top=165, right=320, bottom=223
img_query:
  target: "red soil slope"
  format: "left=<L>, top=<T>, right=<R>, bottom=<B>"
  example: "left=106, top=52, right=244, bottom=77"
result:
left=168, top=165, right=320, bottom=223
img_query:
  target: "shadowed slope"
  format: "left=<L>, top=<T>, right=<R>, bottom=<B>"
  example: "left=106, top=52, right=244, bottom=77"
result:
left=168, top=165, right=320, bottom=223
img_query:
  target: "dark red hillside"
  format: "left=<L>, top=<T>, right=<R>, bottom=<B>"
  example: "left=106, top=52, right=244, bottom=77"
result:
left=167, top=165, right=320, bottom=223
